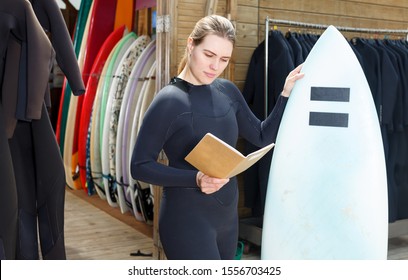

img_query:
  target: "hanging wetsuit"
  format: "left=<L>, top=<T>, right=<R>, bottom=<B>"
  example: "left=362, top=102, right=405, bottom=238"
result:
left=131, top=78, right=287, bottom=259
left=0, top=105, right=17, bottom=260
left=1, top=0, right=84, bottom=259
left=0, top=0, right=51, bottom=260
left=29, top=0, right=85, bottom=97
left=241, top=30, right=294, bottom=216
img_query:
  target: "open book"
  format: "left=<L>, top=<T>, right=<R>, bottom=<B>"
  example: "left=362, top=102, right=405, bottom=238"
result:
left=185, top=133, right=275, bottom=178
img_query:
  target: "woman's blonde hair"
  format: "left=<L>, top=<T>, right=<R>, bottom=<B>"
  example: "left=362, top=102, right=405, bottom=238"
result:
left=177, top=15, right=236, bottom=74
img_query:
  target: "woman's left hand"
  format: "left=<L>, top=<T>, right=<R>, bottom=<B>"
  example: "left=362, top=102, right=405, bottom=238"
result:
left=196, top=171, right=230, bottom=194
left=281, top=64, right=305, bottom=97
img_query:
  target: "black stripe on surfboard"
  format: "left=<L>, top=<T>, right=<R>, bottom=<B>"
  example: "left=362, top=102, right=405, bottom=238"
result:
left=309, top=112, right=349, bottom=127
left=310, top=87, right=350, bottom=102
left=309, top=87, right=350, bottom=127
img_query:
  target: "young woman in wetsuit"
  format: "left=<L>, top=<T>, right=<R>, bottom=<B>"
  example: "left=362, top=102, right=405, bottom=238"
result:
left=130, top=14, right=303, bottom=260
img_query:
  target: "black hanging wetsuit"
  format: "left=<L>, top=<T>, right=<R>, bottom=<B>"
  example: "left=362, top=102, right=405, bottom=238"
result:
left=131, top=77, right=287, bottom=259
left=0, top=105, right=17, bottom=260
left=0, top=0, right=84, bottom=259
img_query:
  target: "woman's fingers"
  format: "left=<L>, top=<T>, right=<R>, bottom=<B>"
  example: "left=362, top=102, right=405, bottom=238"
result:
left=199, top=175, right=229, bottom=194
left=282, top=64, right=305, bottom=97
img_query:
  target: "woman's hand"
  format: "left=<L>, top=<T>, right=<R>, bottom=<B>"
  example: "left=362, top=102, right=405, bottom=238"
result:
left=281, top=64, right=305, bottom=97
left=196, top=171, right=230, bottom=194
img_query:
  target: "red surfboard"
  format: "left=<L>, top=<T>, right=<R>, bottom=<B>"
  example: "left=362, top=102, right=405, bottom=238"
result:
left=77, top=25, right=126, bottom=191
left=70, top=0, right=117, bottom=190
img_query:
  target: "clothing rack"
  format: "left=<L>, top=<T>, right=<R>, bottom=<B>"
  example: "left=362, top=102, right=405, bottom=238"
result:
left=264, top=16, right=408, bottom=118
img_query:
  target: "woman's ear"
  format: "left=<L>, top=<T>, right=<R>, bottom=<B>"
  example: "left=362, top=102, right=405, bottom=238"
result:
left=187, top=37, right=194, bottom=54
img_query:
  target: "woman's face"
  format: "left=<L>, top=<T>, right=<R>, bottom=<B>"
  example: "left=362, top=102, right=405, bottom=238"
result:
left=185, top=34, right=233, bottom=85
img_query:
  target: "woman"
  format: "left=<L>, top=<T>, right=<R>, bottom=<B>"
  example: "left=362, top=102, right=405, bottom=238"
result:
left=131, top=15, right=303, bottom=260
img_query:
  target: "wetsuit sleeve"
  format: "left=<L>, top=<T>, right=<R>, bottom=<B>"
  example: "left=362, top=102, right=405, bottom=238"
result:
left=31, top=0, right=85, bottom=96
left=130, top=88, right=198, bottom=188
left=224, top=80, right=288, bottom=147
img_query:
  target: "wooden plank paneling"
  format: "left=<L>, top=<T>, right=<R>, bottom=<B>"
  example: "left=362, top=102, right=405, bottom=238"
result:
left=236, top=5, right=259, bottom=23
left=345, top=0, right=408, bottom=9
left=231, top=0, right=408, bottom=87
left=238, top=0, right=258, bottom=7
left=172, top=0, right=408, bottom=83
left=259, top=10, right=408, bottom=30
left=235, top=64, right=250, bottom=82
left=177, top=3, right=207, bottom=13
left=259, top=0, right=408, bottom=26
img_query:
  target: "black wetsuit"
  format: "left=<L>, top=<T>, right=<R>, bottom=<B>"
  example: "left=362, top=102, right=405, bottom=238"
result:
left=0, top=105, right=17, bottom=260
left=131, top=77, right=287, bottom=259
left=0, top=0, right=84, bottom=259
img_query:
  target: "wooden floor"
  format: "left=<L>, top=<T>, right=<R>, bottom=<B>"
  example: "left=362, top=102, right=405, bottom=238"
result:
left=64, top=188, right=408, bottom=260
left=388, top=234, right=408, bottom=260
left=64, top=189, right=153, bottom=260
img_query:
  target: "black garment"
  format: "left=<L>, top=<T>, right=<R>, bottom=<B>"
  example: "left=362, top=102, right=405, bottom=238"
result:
left=354, top=38, right=408, bottom=222
left=131, top=78, right=288, bottom=259
left=0, top=0, right=52, bottom=138
left=0, top=0, right=49, bottom=260
left=242, top=30, right=294, bottom=216
left=9, top=105, right=66, bottom=259
left=372, top=40, right=404, bottom=222
left=382, top=40, right=408, bottom=221
left=352, top=39, right=382, bottom=120
left=0, top=104, right=17, bottom=260
left=1, top=0, right=84, bottom=259
left=286, top=32, right=304, bottom=66
left=293, top=32, right=312, bottom=60
left=29, top=0, right=85, bottom=96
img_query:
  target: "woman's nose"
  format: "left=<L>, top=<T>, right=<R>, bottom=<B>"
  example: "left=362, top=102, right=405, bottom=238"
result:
left=210, top=60, right=219, bottom=70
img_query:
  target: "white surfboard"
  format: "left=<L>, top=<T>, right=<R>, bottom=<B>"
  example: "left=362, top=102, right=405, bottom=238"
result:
left=261, top=26, right=388, bottom=260
left=107, top=35, right=150, bottom=213
left=89, top=41, right=118, bottom=200
left=115, top=40, right=156, bottom=218
left=100, top=33, right=136, bottom=208
left=128, top=61, right=157, bottom=223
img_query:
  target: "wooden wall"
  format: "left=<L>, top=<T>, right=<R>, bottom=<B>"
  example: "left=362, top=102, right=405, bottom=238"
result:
left=170, top=0, right=408, bottom=90
left=233, top=0, right=408, bottom=90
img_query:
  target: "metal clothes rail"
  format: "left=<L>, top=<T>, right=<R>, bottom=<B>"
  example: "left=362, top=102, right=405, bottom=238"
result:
left=264, top=16, right=408, bottom=118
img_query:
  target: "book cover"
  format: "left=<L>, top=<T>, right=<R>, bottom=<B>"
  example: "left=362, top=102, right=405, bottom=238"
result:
left=185, top=133, right=275, bottom=178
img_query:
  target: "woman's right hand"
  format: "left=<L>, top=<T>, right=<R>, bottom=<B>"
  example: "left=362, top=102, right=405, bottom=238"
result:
left=196, top=171, right=230, bottom=194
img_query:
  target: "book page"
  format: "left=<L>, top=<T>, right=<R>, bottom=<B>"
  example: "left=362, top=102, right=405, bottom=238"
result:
left=185, top=133, right=275, bottom=179
left=226, top=142, right=275, bottom=178
left=185, top=133, right=245, bottom=178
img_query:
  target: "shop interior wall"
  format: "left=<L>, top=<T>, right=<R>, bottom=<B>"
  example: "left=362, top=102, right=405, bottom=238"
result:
left=233, top=0, right=408, bottom=90
left=173, top=0, right=408, bottom=91
left=173, top=0, right=408, bottom=112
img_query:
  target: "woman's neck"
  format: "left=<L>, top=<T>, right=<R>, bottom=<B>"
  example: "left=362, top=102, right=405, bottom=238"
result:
left=178, top=67, right=201, bottom=85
